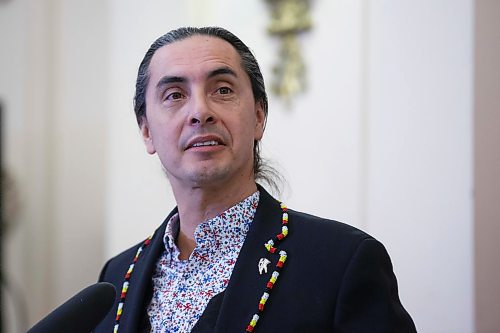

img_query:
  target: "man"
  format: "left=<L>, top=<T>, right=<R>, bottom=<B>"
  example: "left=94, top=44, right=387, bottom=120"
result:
left=95, top=27, right=416, bottom=333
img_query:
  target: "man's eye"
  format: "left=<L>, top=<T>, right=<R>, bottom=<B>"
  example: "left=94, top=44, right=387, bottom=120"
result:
left=217, top=87, right=232, bottom=95
left=166, top=92, right=183, bottom=100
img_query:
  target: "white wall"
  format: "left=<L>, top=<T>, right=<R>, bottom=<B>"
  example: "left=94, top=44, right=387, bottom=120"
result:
left=1, top=0, right=479, bottom=331
left=50, top=0, right=109, bottom=304
left=1, top=0, right=109, bottom=330
left=364, top=1, right=473, bottom=332
left=1, top=1, right=57, bottom=330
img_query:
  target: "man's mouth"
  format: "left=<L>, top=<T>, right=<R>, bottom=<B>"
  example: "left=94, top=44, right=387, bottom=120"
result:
left=191, top=140, right=220, bottom=148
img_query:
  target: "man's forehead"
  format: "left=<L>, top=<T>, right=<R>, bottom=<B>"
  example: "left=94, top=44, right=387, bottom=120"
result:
left=148, top=36, right=243, bottom=78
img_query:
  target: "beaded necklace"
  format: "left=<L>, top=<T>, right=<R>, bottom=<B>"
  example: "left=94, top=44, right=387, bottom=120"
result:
left=113, top=234, right=152, bottom=333
left=245, top=202, right=289, bottom=332
left=112, top=202, right=289, bottom=333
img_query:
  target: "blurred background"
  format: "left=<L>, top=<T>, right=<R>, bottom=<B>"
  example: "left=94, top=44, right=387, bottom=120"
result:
left=1, top=0, right=499, bottom=332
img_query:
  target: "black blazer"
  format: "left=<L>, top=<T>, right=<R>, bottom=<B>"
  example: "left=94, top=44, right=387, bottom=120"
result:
left=95, top=187, right=416, bottom=332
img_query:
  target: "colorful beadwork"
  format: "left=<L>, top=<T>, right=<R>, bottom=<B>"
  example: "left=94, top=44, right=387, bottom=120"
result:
left=245, top=202, right=289, bottom=332
left=113, top=234, right=153, bottom=333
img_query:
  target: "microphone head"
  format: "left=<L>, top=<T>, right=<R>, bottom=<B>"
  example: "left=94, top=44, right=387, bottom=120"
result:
left=27, top=282, right=116, bottom=333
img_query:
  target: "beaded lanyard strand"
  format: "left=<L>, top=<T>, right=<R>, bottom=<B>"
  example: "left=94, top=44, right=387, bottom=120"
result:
left=113, top=234, right=153, bottom=333
left=245, top=202, right=289, bottom=332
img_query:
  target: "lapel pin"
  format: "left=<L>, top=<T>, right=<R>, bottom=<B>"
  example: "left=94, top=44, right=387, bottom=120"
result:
left=258, top=258, right=271, bottom=275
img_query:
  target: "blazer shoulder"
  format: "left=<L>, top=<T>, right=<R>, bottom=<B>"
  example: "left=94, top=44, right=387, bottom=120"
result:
left=288, top=208, right=372, bottom=244
left=98, top=208, right=176, bottom=284
left=99, top=239, right=147, bottom=284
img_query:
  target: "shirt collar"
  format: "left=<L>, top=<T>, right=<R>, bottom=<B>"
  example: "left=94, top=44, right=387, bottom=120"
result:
left=163, top=191, right=260, bottom=256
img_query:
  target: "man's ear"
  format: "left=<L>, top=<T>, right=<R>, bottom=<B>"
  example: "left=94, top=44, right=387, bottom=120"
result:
left=140, top=118, right=156, bottom=155
left=254, top=100, right=266, bottom=141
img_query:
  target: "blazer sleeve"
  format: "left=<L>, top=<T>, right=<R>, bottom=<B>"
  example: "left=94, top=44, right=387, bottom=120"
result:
left=334, top=238, right=417, bottom=332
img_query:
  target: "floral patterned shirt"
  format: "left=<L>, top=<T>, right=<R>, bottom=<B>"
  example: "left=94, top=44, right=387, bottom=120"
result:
left=147, top=191, right=259, bottom=332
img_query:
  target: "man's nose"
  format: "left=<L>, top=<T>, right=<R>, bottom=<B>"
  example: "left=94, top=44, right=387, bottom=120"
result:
left=188, top=95, right=217, bottom=125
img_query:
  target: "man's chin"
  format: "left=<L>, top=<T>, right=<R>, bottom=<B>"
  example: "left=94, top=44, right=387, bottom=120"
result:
left=167, top=166, right=232, bottom=188
left=189, top=169, right=231, bottom=186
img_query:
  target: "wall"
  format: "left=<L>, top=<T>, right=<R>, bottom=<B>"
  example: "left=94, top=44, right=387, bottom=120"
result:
left=1, top=0, right=108, bottom=330
left=364, top=1, right=474, bottom=332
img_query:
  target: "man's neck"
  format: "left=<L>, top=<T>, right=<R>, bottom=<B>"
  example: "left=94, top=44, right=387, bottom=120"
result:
left=170, top=179, right=258, bottom=259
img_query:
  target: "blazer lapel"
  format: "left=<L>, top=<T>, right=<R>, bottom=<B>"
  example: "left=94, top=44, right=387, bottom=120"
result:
left=213, top=187, right=287, bottom=332
left=118, top=209, right=176, bottom=332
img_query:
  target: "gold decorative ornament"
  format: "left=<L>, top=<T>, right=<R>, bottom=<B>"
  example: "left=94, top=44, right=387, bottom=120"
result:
left=265, top=0, right=313, bottom=107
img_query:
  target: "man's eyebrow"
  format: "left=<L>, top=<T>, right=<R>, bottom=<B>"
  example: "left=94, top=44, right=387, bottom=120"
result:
left=207, top=67, right=238, bottom=79
left=155, top=67, right=237, bottom=89
left=155, top=75, right=185, bottom=89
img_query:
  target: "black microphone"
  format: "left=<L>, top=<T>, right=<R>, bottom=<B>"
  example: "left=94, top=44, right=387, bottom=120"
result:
left=27, top=282, right=116, bottom=333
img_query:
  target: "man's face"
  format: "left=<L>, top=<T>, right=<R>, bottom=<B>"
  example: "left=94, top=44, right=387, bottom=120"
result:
left=141, top=35, right=265, bottom=190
